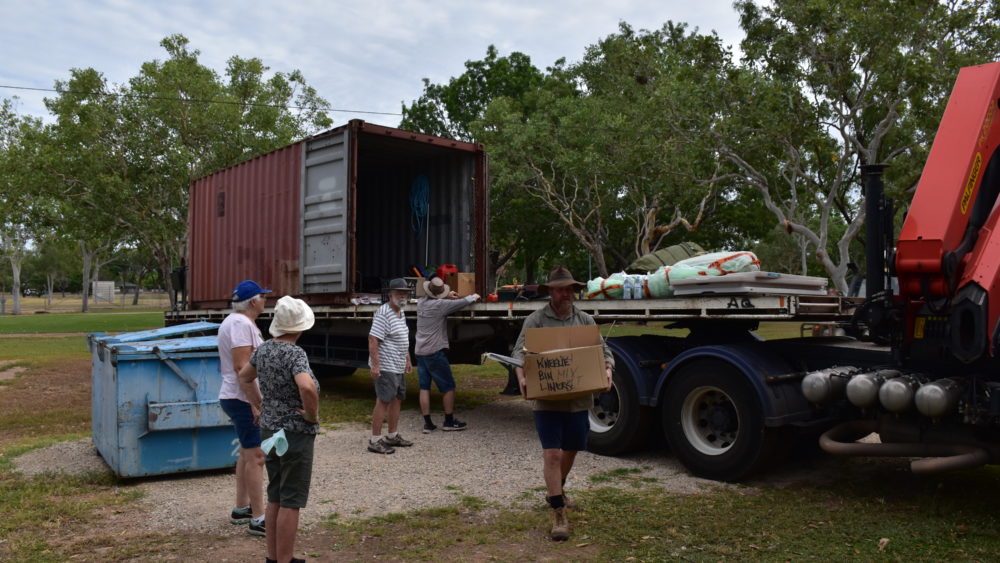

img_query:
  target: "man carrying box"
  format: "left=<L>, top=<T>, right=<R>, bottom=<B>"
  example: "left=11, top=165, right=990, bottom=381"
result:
left=512, top=266, right=614, bottom=541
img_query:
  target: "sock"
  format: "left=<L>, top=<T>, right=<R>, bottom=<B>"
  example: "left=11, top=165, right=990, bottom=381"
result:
left=236, top=504, right=251, bottom=512
left=370, top=435, right=381, bottom=444
left=252, top=515, right=265, bottom=524
left=547, top=494, right=565, bottom=509
left=388, top=431, right=399, bottom=439
left=445, top=413, right=455, bottom=424
left=423, top=415, right=433, bottom=425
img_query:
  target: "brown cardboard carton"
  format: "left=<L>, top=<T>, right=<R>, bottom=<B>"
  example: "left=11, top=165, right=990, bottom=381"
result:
left=523, top=325, right=607, bottom=400
left=445, top=273, right=476, bottom=297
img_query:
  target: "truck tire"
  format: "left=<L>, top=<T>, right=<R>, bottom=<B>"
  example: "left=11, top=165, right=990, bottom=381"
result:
left=661, top=359, right=781, bottom=481
left=588, top=362, right=652, bottom=456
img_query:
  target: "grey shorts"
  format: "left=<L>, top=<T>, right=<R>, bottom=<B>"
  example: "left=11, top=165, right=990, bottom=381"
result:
left=263, top=428, right=316, bottom=509
left=374, top=370, right=406, bottom=402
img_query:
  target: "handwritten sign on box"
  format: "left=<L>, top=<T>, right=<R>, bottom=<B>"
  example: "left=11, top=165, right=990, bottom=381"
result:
left=523, top=325, right=606, bottom=400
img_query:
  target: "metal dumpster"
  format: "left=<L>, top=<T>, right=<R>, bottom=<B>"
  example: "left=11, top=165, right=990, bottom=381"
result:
left=88, top=322, right=238, bottom=477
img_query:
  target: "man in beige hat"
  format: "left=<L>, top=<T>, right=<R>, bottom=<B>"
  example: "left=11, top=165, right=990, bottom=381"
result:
left=511, top=266, right=614, bottom=541
left=415, top=276, right=480, bottom=433
left=239, top=295, right=319, bottom=563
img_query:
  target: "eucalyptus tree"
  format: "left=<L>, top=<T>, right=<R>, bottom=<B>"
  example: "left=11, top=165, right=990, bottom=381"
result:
left=712, top=0, right=1000, bottom=292
left=0, top=99, right=49, bottom=314
left=479, top=23, right=750, bottom=277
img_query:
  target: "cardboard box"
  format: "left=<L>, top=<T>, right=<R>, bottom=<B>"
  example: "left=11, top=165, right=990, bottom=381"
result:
left=445, top=273, right=476, bottom=297
left=410, top=277, right=427, bottom=297
left=523, top=325, right=607, bottom=400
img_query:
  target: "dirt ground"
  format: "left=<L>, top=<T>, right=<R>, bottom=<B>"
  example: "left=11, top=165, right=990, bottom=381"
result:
left=1, top=348, right=901, bottom=562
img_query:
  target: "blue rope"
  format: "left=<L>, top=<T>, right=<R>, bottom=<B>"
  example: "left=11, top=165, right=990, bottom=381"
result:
left=410, top=174, right=429, bottom=233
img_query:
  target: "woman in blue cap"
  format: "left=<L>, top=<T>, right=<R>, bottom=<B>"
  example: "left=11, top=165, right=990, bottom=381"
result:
left=217, top=279, right=271, bottom=535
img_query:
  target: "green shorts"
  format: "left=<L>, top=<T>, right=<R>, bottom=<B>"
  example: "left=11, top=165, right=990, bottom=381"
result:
left=262, top=428, right=316, bottom=509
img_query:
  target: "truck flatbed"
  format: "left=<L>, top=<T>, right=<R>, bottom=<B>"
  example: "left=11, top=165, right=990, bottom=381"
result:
left=166, top=293, right=858, bottom=325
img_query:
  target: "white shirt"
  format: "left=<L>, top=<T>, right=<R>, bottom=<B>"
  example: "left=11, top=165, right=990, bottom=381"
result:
left=217, top=312, right=264, bottom=401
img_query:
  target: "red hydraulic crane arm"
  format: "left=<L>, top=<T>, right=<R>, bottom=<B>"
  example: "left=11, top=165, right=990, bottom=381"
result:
left=896, top=62, right=1000, bottom=301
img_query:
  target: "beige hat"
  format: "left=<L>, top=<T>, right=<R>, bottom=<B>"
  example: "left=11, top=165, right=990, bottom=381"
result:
left=422, top=277, right=451, bottom=299
left=269, top=296, right=315, bottom=337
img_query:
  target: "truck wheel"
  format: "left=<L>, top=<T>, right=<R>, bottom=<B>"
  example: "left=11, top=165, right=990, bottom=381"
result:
left=588, top=362, right=652, bottom=456
left=662, top=359, right=780, bottom=481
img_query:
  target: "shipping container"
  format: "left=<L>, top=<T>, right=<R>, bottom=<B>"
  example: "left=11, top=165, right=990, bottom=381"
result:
left=187, top=120, right=488, bottom=309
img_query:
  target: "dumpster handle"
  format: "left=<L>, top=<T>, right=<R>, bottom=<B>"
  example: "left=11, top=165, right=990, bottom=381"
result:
left=152, top=347, right=200, bottom=391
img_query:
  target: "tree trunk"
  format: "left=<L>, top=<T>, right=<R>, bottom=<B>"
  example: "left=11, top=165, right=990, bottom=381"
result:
left=80, top=241, right=93, bottom=313
left=10, top=258, right=22, bottom=315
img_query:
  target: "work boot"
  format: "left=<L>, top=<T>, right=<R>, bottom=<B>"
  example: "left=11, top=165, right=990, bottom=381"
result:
left=550, top=507, right=569, bottom=541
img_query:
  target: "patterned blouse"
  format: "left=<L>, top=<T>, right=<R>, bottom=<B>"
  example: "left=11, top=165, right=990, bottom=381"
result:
left=250, top=340, right=320, bottom=434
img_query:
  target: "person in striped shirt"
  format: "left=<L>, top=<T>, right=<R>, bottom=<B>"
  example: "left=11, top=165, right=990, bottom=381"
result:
left=366, top=278, right=415, bottom=454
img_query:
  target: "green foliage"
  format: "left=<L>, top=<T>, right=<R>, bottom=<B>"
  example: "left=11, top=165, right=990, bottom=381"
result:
left=716, top=0, right=1000, bottom=291
left=479, top=23, right=750, bottom=276
left=4, top=34, right=332, bottom=311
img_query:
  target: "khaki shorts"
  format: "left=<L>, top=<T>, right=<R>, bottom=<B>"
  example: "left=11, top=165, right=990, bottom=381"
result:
left=263, top=428, right=316, bottom=508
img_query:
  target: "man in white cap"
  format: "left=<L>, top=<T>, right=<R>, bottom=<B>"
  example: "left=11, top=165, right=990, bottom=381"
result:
left=512, top=266, right=614, bottom=542
left=367, top=278, right=415, bottom=454
left=217, top=279, right=271, bottom=535
left=239, top=295, right=319, bottom=563
left=415, top=276, right=480, bottom=432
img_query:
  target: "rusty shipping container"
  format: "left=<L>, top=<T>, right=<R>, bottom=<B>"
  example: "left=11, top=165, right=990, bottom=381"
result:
left=187, top=120, right=488, bottom=309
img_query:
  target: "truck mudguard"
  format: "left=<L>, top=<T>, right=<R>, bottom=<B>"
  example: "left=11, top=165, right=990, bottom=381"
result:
left=651, top=344, right=812, bottom=426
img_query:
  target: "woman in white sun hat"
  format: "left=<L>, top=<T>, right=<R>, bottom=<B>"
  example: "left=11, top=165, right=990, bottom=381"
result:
left=239, top=295, right=318, bottom=563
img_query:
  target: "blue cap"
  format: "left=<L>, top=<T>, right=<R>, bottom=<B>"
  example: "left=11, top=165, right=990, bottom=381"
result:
left=232, top=280, right=272, bottom=302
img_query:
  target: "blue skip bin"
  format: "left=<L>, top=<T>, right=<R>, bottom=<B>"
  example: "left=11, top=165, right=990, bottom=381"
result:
left=88, top=322, right=239, bottom=477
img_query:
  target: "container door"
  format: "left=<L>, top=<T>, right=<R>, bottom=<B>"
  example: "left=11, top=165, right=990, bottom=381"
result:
left=302, top=129, right=351, bottom=294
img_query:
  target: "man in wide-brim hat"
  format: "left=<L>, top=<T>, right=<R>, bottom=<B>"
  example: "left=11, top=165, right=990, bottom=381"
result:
left=414, top=276, right=480, bottom=433
left=511, top=266, right=614, bottom=542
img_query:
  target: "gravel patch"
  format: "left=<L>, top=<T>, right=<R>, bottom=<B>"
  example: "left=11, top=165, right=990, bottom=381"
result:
left=14, top=399, right=723, bottom=536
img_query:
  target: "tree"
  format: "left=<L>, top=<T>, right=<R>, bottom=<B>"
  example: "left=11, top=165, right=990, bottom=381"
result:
left=0, top=99, right=49, bottom=314
left=711, top=0, right=1000, bottom=292
left=479, top=23, right=745, bottom=277
left=26, top=235, right=77, bottom=306
left=40, top=34, right=333, bottom=309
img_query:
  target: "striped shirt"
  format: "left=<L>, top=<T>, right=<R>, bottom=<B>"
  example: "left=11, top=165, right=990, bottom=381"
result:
left=369, top=303, right=410, bottom=373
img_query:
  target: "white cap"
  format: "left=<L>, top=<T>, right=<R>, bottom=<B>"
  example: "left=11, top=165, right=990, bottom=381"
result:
left=269, top=296, right=315, bottom=337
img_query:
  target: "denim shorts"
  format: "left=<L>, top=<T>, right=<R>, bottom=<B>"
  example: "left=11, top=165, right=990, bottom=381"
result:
left=263, top=428, right=315, bottom=508
left=374, top=371, right=406, bottom=402
left=220, top=398, right=262, bottom=449
left=533, top=410, right=589, bottom=451
left=416, top=350, right=456, bottom=393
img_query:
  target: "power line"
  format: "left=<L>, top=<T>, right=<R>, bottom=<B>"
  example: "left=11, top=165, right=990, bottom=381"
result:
left=0, top=83, right=402, bottom=116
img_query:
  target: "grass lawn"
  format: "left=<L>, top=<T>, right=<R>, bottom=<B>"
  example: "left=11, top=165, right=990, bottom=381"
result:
left=7, top=317, right=1000, bottom=560
left=0, top=311, right=164, bottom=335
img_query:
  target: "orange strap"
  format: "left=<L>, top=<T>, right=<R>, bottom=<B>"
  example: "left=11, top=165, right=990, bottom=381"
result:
left=702, top=252, right=760, bottom=275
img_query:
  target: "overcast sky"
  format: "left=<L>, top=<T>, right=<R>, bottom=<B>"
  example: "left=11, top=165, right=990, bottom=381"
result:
left=2, top=1, right=745, bottom=129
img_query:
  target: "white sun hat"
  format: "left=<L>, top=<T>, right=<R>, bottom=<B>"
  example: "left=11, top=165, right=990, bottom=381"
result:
left=269, top=296, right=315, bottom=337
